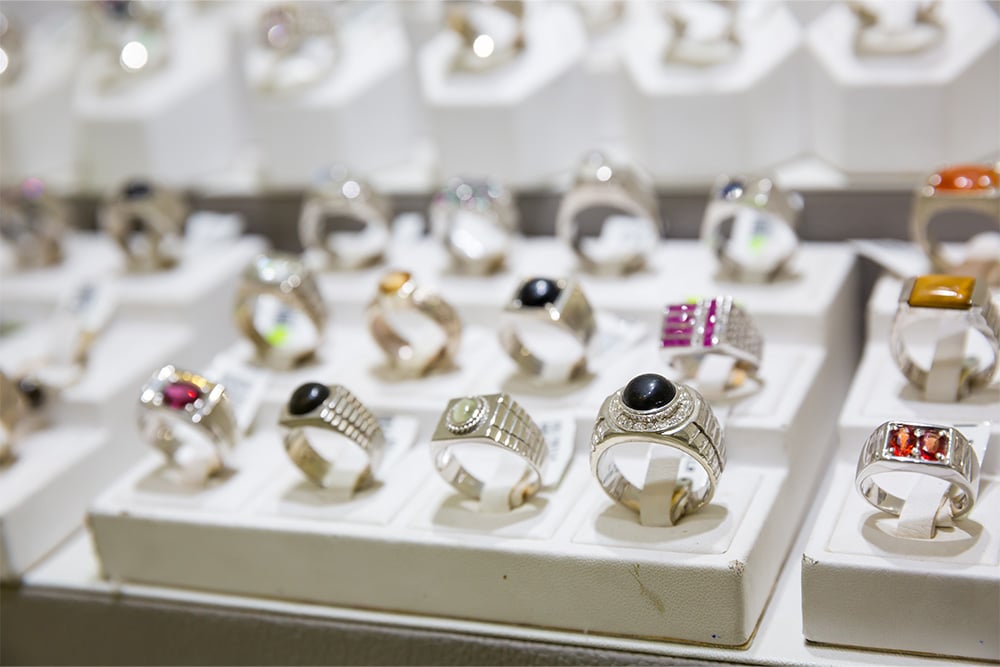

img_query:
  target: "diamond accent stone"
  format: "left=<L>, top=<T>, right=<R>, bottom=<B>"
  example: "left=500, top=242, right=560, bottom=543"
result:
left=608, top=384, right=695, bottom=433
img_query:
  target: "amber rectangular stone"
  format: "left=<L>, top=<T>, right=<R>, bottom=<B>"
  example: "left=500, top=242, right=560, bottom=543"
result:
left=907, top=274, right=976, bottom=309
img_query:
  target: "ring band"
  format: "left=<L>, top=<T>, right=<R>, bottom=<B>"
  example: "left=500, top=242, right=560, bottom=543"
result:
left=299, top=166, right=391, bottom=270
left=0, top=370, right=30, bottom=465
left=700, top=175, right=802, bottom=281
left=366, top=270, right=462, bottom=375
left=429, top=176, right=518, bottom=274
left=856, top=420, right=980, bottom=519
left=137, top=365, right=238, bottom=475
left=255, top=3, right=339, bottom=92
left=849, top=1, right=943, bottom=56
left=98, top=180, right=187, bottom=272
left=556, top=151, right=662, bottom=274
left=909, top=163, right=1000, bottom=283
left=279, top=382, right=385, bottom=489
left=447, top=0, right=525, bottom=73
left=663, top=0, right=739, bottom=66
left=591, top=373, right=726, bottom=523
left=0, top=177, right=68, bottom=269
left=233, top=252, right=327, bottom=368
left=660, top=296, right=764, bottom=385
left=430, top=392, right=547, bottom=503
left=890, top=274, right=999, bottom=399
left=499, top=276, right=596, bottom=380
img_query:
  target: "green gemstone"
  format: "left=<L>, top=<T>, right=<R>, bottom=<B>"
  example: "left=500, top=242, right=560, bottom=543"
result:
left=449, top=398, right=479, bottom=426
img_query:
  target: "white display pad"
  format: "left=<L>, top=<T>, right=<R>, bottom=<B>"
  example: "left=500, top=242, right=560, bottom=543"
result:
left=0, top=427, right=108, bottom=581
left=417, top=3, right=592, bottom=187
left=0, top=316, right=191, bottom=581
left=838, top=343, right=1000, bottom=465
left=87, top=337, right=836, bottom=646
left=0, top=11, right=79, bottom=182
left=248, top=4, right=424, bottom=187
left=806, top=1, right=1000, bottom=174
left=801, top=455, right=999, bottom=662
left=0, top=233, right=267, bottom=368
left=620, top=2, right=805, bottom=183
left=73, top=6, right=247, bottom=190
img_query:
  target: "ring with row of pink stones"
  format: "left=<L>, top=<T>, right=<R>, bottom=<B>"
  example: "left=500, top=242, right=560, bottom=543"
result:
left=659, top=296, right=764, bottom=390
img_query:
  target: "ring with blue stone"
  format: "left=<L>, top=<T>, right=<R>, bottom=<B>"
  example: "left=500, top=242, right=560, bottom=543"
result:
left=279, top=382, right=385, bottom=490
left=590, top=373, right=726, bottom=523
left=98, top=179, right=187, bottom=272
left=700, top=174, right=802, bottom=282
left=498, top=276, right=596, bottom=381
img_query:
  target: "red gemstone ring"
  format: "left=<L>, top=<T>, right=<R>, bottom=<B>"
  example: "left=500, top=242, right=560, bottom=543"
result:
left=909, top=163, right=1000, bottom=285
left=856, top=420, right=980, bottom=519
left=137, top=365, right=238, bottom=476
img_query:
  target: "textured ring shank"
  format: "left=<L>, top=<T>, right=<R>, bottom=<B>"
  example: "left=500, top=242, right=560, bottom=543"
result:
left=910, top=189, right=1000, bottom=275
left=855, top=422, right=980, bottom=518
left=279, top=385, right=385, bottom=487
left=430, top=393, right=547, bottom=503
left=367, top=288, right=462, bottom=373
left=590, top=385, right=725, bottom=518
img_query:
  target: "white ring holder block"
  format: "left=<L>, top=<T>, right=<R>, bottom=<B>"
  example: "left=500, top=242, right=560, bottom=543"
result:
left=805, top=0, right=1000, bottom=174
left=0, top=10, right=79, bottom=183
left=620, top=1, right=805, bottom=183
left=417, top=3, right=592, bottom=187
left=72, top=4, right=247, bottom=190
left=246, top=4, right=424, bottom=187
left=0, top=316, right=191, bottom=582
left=0, top=231, right=267, bottom=369
left=801, top=278, right=1000, bottom=661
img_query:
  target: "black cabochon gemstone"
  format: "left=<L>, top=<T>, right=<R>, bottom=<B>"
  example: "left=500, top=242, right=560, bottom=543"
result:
left=123, top=180, right=152, bottom=200
left=288, top=382, right=330, bottom=415
left=517, top=278, right=562, bottom=308
left=622, top=373, right=676, bottom=411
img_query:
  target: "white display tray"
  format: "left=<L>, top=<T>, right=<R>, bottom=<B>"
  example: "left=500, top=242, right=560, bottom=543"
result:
left=88, top=339, right=834, bottom=647
left=0, top=319, right=191, bottom=581
left=0, top=233, right=267, bottom=367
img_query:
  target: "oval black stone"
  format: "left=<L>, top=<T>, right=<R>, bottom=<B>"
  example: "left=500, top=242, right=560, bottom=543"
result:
left=622, top=373, right=676, bottom=411
left=288, top=382, right=330, bottom=415
left=720, top=180, right=744, bottom=200
left=517, top=278, right=562, bottom=308
left=16, top=377, right=45, bottom=410
left=123, top=180, right=152, bottom=200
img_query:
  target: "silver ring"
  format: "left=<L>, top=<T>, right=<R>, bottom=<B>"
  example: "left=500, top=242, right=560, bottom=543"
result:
left=849, top=1, right=944, bottom=56
left=137, top=365, right=238, bottom=476
left=98, top=179, right=187, bottom=272
left=430, top=392, right=547, bottom=503
left=86, top=0, right=169, bottom=86
left=447, top=0, right=525, bottom=73
left=662, top=0, right=739, bottom=67
left=890, top=274, right=999, bottom=399
left=233, top=252, right=327, bottom=368
left=279, top=382, right=385, bottom=490
left=366, top=270, right=462, bottom=375
left=856, top=420, right=980, bottom=519
left=430, top=176, right=518, bottom=274
left=499, top=276, right=596, bottom=381
left=909, top=163, right=1000, bottom=285
left=590, top=373, right=726, bottom=523
left=0, top=177, right=69, bottom=269
left=299, top=166, right=391, bottom=270
left=255, top=2, right=339, bottom=93
left=0, top=11, right=23, bottom=83
left=660, top=296, right=764, bottom=387
left=556, top=151, right=662, bottom=274
left=0, top=370, right=31, bottom=465
left=700, top=175, right=802, bottom=281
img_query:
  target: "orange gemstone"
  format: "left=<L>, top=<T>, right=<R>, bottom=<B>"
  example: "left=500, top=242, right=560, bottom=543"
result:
left=927, top=164, right=998, bottom=192
left=379, top=270, right=411, bottom=295
left=907, top=274, right=976, bottom=310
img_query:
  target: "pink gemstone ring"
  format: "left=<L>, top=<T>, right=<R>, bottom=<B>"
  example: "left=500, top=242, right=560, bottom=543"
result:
left=660, top=296, right=763, bottom=387
left=137, top=365, right=238, bottom=476
left=856, top=420, right=980, bottom=519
